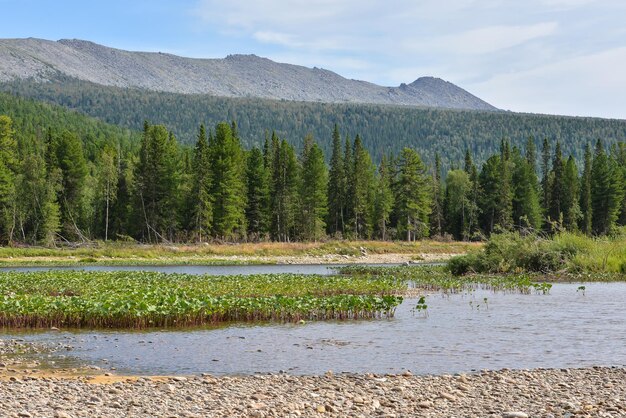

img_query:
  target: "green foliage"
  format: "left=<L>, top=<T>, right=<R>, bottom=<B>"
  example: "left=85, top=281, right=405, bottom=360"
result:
left=395, top=148, right=431, bottom=241
left=245, top=146, right=270, bottom=240
left=300, top=140, right=328, bottom=241
left=0, top=271, right=405, bottom=328
left=448, top=229, right=626, bottom=274
left=5, top=78, right=626, bottom=170
left=211, top=122, right=247, bottom=240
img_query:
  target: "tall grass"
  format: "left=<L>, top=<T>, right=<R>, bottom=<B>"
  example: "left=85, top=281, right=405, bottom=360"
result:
left=447, top=229, right=626, bottom=275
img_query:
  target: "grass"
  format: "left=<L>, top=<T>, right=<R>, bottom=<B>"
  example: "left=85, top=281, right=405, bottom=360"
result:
left=447, top=229, right=626, bottom=275
left=0, top=271, right=406, bottom=329
left=0, top=240, right=478, bottom=267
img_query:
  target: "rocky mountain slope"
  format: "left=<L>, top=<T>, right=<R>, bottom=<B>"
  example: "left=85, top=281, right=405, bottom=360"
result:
left=0, top=38, right=497, bottom=110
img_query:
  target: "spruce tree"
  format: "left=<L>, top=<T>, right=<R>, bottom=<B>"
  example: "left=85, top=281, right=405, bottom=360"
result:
left=327, top=124, right=345, bottom=236
left=135, top=123, right=179, bottom=242
left=396, top=148, right=431, bottom=241
left=300, top=141, right=328, bottom=241
left=496, top=139, right=513, bottom=231
left=0, top=116, right=17, bottom=242
left=541, top=138, right=551, bottom=215
left=444, top=169, right=471, bottom=240
left=579, top=144, right=593, bottom=234
left=590, top=139, right=622, bottom=235
left=350, top=135, right=376, bottom=239
left=210, top=122, right=246, bottom=240
left=562, top=155, right=581, bottom=230
left=430, top=153, right=444, bottom=237
left=245, top=147, right=270, bottom=240
left=511, top=148, right=542, bottom=230
left=373, top=155, right=394, bottom=240
left=478, top=156, right=501, bottom=235
left=189, top=124, right=213, bottom=241
left=548, top=142, right=564, bottom=230
left=270, top=139, right=299, bottom=242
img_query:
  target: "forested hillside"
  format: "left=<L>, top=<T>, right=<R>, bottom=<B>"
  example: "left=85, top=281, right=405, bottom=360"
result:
left=3, top=78, right=626, bottom=169
left=0, top=91, right=624, bottom=246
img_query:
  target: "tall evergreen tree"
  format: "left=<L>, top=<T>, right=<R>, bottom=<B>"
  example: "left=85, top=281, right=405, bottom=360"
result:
left=548, top=142, right=564, bottom=230
left=270, top=139, right=299, bottom=242
left=562, top=155, right=581, bottom=230
left=245, top=146, right=270, bottom=240
left=350, top=135, right=376, bottom=239
left=579, top=144, right=593, bottom=234
left=300, top=141, right=328, bottom=241
left=541, top=138, right=551, bottom=214
left=188, top=124, right=213, bottom=241
left=479, top=155, right=501, bottom=235
left=430, top=153, right=444, bottom=237
left=444, top=169, right=471, bottom=240
left=210, top=122, right=246, bottom=240
left=373, top=155, right=394, bottom=240
left=0, top=115, right=17, bottom=242
left=511, top=148, right=542, bottom=230
left=396, top=148, right=431, bottom=241
left=590, top=139, right=622, bottom=235
left=54, top=131, right=89, bottom=240
left=496, top=139, right=513, bottom=230
left=327, top=124, right=345, bottom=237
left=135, top=123, right=179, bottom=242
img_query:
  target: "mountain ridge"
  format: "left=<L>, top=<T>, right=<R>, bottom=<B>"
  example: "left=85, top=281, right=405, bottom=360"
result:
left=0, top=37, right=497, bottom=111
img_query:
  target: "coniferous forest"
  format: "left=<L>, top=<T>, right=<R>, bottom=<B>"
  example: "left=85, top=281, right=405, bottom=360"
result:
left=0, top=90, right=625, bottom=245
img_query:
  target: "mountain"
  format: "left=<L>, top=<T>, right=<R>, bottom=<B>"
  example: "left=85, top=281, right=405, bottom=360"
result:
left=0, top=37, right=497, bottom=111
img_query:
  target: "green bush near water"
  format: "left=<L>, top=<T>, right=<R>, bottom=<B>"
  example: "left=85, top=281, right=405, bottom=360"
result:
left=447, top=229, right=626, bottom=275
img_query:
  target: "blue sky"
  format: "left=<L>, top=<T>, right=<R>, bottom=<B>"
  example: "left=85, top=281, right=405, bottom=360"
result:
left=1, top=0, right=625, bottom=118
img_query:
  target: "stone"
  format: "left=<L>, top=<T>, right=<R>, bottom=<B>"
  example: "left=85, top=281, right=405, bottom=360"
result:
left=503, top=412, right=529, bottom=418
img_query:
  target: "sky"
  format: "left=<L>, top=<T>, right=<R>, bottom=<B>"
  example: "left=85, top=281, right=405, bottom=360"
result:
left=1, top=0, right=625, bottom=119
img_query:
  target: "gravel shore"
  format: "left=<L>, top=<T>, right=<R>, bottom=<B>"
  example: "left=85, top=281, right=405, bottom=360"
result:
left=0, top=366, right=624, bottom=417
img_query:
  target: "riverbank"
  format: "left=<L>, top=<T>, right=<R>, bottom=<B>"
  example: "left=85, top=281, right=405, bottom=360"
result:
left=0, top=364, right=623, bottom=417
left=0, top=240, right=478, bottom=266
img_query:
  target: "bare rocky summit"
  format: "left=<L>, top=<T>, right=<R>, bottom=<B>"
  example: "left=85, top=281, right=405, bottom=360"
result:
left=0, top=38, right=497, bottom=110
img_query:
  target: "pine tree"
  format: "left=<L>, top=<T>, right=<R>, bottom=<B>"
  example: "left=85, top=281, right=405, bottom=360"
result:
left=548, top=142, right=564, bottom=230
left=270, top=138, right=299, bottom=242
left=541, top=138, right=551, bottom=215
left=350, top=135, right=376, bottom=239
left=590, top=139, right=622, bottom=235
left=343, top=135, right=354, bottom=236
left=300, top=141, right=328, bottom=241
left=430, top=153, right=444, bottom=237
left=0, top=116, right=17, bottom=242
left=245, top=147, right=270, bottom=240
left=97, top=145, right=119, bottom=241
left=188, top=124, right=213, bottom=241
left=579, top=144, right=593, bottom=234
left=373, top=155, right=394, bottom=240
left=496, top=139, right=513, bottom=231
left=327, top=124, right=345, bottom=237
left=54, top=131, right=89, bottom=240
left=444, top=169, right=471, bottom=240
left=562, top=155, right=581, bottom=230
left=479, top=156, right=501, bottom=235
left=396, top=148, right=431, bottom=241
left=210, top=122, right=246, bottom=240
left=511, top=148, right=542, bottom=230
left=135, top=123, right=180, bottom=242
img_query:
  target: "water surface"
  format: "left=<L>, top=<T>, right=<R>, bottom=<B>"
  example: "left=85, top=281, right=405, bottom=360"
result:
left=4, top=282, right=625, bottom=376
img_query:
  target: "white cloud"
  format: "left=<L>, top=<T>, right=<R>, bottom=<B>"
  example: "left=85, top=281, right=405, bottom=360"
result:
left=469, top=47, right=626, bottom=118
left=422, top=22, right=559, bottom=55
left=190, top=0, right=626, bottom=118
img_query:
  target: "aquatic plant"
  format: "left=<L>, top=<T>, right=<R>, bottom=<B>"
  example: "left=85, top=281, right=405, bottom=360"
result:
left=0, top=271, right=405, bottom=329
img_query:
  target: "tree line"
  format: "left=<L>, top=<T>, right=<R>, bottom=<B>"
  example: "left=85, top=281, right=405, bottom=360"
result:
left=4, top=78, right=626, bottom=172
left=0, top=113, right=624, bottom=245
